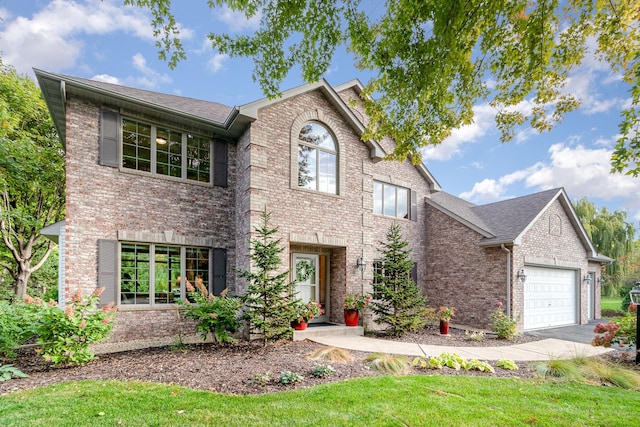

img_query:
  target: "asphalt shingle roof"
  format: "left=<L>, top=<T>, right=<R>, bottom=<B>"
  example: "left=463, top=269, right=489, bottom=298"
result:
left=65, top=74, right=235, bottom=124
left=427, top=188, right=562, bottom=244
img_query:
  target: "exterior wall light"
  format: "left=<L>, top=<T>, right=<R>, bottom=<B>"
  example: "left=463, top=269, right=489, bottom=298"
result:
left=516, top=269, right=527, bottom=283
left=356, top=256, right=366, bottom=273
left=583, top=274, right=592, bottom=286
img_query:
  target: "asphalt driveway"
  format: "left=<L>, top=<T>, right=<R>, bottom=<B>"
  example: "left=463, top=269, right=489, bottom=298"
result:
left=525, top=320, right=601, bottom=344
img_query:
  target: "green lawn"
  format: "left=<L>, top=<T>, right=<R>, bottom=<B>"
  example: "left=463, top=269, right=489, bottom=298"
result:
left=1, top=376, right=638, bottom=426
left=602, top=296, right=623, bottom=313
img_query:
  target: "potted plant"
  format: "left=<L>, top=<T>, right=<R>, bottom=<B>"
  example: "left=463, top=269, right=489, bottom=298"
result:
left=289, top=299, right=323, bottom=330
left=437, top=306, right=455, bottom=335
left=343, top=293, right=371, bottom=326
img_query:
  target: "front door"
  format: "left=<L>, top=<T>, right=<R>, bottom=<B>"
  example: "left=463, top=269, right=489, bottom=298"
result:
left=292, top=253, right=327, bottom=323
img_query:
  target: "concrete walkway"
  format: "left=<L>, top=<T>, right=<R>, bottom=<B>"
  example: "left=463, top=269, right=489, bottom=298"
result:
left=308, top=335, right=615, bottom=361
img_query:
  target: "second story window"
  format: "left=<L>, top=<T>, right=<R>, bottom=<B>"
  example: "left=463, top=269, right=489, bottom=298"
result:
left=298, top=122, right=337, bottom=194
left=122, top=118, right=210, bottom=183
left=374, top=181, right=409, bottom=219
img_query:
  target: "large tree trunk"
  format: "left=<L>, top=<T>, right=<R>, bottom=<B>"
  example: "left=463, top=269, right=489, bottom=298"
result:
left=13, top=265, right=32, bottom=300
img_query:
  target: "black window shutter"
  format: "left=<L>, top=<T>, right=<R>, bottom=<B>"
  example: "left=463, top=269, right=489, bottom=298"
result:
left=212, top=248, right=227, bottom=295
left=213, top=139, right=228, bottom=187
left=97, top=239, right=118, bottom=306
left=99, top=110, right=120, bottom=167
left=411, top=262, right=418, bottom=284
left=410, top=190, right=418, bottom=221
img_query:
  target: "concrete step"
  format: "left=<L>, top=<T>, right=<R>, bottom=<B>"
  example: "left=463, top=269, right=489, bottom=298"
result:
left=293, top=324, right=364, bottom=341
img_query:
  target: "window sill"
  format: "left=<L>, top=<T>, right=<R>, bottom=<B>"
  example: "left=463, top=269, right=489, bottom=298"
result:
left=116, top=304, right=180, bottom=311
left=118, top=166, right=214, bottom=188
left=291, top=185, right=341, bottom=199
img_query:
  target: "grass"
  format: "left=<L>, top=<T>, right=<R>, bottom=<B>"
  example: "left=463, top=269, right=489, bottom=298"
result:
left=602, top=296, right=623, bottom=313
left=1, top=376, right=639, bottom=426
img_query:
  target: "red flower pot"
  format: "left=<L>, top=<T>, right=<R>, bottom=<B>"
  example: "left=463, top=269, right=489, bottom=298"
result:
left=291, top=320, right=308, bottom=331
left=439, top=320, right=449, bottom=335
left=344, top=309, right=359, bottom=326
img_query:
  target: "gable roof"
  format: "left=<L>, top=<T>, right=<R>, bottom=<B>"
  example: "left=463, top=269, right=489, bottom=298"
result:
left=34, top=69, right=238, bottom=148
left=240, top=78, right=441, bottom=191
left=34, top=69, right=441, bottom=192
left=426, top=188, right=612, bottom=262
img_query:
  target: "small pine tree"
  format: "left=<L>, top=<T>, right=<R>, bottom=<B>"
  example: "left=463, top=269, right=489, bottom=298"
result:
left=239, top=208, right=293, bottom=345
left=370, top=223, right=428, bottom=336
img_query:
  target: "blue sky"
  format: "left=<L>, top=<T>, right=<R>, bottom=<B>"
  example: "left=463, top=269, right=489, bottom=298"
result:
left=2, top=0, right=639, bottom=225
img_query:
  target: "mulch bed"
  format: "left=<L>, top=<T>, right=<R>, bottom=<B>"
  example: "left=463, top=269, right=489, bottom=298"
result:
left=0, top=325, right=635, bottom=396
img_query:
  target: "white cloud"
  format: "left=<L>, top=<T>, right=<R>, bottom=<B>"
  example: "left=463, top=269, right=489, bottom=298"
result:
left=0, top=0, right=155, bottom=75
left=91, top=74, right=120, bottom=84
left=422, top=104, right=497, bottom=161
left=130, top=53, right=172, bottom=88
left=215, top=5, right=261, bottom=33
left=206, top=53, right=228, bottom=74
left=461, top=142, right=640, bottom=218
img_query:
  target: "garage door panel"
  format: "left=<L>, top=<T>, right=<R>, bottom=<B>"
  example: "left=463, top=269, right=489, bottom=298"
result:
left=524, top=267, right=577, bottom=330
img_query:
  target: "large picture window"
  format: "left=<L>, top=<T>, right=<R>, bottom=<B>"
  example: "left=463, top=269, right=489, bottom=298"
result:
left=120, top=243, right=210, bottom=305
left=298, top=122, right=337, bottom=194
left=374, top=181, right=409, bottom=219
left=122, top=118, right=210, bottom=183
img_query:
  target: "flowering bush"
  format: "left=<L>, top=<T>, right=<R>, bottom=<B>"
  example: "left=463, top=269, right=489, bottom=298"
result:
left=592, top=303, right=637, bottom=348
left=289, top=299, right=323, bottom=323
left=490, top=301, right=520, bottom=340
left=25, top=287, right=117, bottom=365
left=437, top=306, right=455, bottom=322
left=343, top=293, right=371, bottom=311
left=178, top=278, right=242, bottom=345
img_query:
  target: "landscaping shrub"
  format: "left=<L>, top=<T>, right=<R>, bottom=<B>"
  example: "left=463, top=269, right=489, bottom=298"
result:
left=308, top=346, right=353, bottom=363
left=496, top=359, right=519, bottom=371
left=311, top=364, right=335, bottom=378
left=370, top=224, right=428, bottom=336
left=365, top=352, right=410, bottom=375
left=238, top=209, right=294, bottom=345
left=0, top=300, right=39, bottom=358
left=0, top=364, right=28, bottom=381
left=279, top=371, right=304, bottom=385
left=25, top=288, right=117, bottom=365
left=534, top=356, right=640, bottom=390
left=490, top=301, right=520, bottom=340
left=178, top=283, right=242, bottom=345
left=592, top=303, right=637, bottom=348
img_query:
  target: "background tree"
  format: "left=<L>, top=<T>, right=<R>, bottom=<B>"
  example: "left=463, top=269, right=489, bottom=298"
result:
left=238, top=208, right=293, bottom=345
left=0, top=62, right=65, bottom=299
left=128, top=1, right=639, bottom=172
left=574, top=197, right=637, bottom=296
left=370, top=223, right=427, bottom=336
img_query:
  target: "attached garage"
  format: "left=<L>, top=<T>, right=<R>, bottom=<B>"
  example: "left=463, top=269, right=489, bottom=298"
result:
left=523, top=266, right=577, bottom=330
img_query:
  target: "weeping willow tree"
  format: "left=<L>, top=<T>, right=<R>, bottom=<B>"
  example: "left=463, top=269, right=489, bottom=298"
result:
left=574, top=198, right=638, bottom=296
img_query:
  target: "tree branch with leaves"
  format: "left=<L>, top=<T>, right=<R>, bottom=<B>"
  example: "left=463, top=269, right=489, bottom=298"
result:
left=0, top=61, right=65, bottom=299
left=129, top=0, right=639, bottom=173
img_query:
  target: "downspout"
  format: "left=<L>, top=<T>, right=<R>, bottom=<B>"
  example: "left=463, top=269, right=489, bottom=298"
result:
left=500, top=244, right=511, bottom=317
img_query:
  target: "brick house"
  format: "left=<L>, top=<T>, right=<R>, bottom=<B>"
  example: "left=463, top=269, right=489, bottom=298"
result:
left=36, top=69, right=609, bottom=341
left=425, top=189, right=611, bottom=331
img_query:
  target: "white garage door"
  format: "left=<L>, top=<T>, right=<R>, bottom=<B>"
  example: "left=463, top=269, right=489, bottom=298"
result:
left=523, top=267, right=577, bottom=330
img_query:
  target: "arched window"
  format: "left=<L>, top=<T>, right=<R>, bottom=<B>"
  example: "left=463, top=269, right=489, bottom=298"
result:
left=297, top=122, right=337, bottom=194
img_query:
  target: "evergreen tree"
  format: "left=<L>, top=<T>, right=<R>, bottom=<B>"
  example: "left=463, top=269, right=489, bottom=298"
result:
left=370, top=223, right=427, bottom=336
left=238, top=209, right=293, bottom=346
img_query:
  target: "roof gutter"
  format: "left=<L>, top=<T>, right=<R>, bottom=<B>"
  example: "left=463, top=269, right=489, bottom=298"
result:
left=500, top=244, right=512, bottom=317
